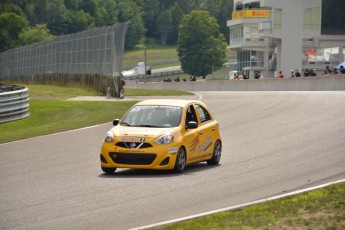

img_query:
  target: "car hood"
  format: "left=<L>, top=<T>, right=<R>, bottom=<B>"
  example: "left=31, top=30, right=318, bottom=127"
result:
left=111, top=126, right=177, bottom=139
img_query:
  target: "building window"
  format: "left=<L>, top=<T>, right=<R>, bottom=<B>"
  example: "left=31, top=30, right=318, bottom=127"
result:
left=273, top=8, right=282, bottom=30
left=230, top=26, right=243, bottom=45
left=237, top=50, right=250, bottom=72
left=304, top=7, right=321, bottom=30
left=302, top=47, right=340, bottom=68
left=243, top=25, right=260, bottom=42
left=250, top=51, right=264, bottom=67
left=237, top=50, right=264, bottom=71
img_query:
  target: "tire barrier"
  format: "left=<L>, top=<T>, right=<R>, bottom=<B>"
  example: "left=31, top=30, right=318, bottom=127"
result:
left=0, top=84, right=29, bottom=123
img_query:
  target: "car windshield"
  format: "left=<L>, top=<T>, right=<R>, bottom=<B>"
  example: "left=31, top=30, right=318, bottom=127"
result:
left=120, top=105, right=182, bottom=128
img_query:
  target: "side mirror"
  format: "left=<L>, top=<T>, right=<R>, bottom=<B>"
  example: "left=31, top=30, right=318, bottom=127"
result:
left=186, top=121, right=198, bottom=129
left=113, top=119, right=120, bottom=126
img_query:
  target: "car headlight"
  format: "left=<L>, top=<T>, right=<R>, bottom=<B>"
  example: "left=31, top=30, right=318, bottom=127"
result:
left=104, top=131, right=114, bottom=143
left=155, top=132, right=174, bottom=145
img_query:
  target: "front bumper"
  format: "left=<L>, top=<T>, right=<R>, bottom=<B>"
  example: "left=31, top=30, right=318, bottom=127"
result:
left=100, top=141, right=179, bottom=170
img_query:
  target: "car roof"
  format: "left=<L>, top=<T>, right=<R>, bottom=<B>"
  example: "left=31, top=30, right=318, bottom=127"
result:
left=135, top=99, right=204, bottom=107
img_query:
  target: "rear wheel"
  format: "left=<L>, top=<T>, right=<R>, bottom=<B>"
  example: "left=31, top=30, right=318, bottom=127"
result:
left=173, top=147, right=186, bottom=173
left=207, top=140, right=221, bottom=165
left=101, top=166, right=116, bottom=174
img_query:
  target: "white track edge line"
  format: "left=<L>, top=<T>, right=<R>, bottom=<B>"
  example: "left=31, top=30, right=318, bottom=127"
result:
left=130, top=178, right=345, bottom=230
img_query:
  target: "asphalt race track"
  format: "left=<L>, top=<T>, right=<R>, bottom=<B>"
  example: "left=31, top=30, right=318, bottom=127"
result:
left=1, top=91, right=345, bottom=230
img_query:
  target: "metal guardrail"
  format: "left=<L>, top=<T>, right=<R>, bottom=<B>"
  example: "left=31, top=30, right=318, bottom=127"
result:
left=0, top=85, right=29, bottom=123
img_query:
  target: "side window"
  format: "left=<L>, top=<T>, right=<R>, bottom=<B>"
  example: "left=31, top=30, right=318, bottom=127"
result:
left=185, top=105, right=198, bottom=125
left=195, top=104, right=211, bottom=123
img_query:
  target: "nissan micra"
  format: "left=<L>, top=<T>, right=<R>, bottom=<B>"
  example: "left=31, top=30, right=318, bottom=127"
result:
left=100, top=99, right=222, bottom=174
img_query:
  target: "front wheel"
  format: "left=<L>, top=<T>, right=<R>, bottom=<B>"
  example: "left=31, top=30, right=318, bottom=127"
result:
left=173, top=147, right=186, bottom=173
left=101, top=166, right=116, bottom=174
left=207, top=140, right=221, bottom=165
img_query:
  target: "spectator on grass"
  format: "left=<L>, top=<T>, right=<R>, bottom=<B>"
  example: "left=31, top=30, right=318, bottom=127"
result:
left=190, top=76, right=196, bottom=81
left=119, top=78, right=125, bottom=99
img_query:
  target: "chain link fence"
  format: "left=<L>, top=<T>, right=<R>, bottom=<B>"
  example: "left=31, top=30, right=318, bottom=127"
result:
left=0, top=23, right=129, bottom=96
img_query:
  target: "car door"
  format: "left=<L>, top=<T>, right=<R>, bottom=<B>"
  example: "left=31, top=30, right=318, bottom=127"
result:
left=193, top=103, right=215, bottom=160
left=183, top=104, right=202, bottom=163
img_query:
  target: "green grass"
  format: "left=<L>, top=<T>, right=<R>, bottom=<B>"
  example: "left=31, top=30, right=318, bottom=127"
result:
left=124, top=45, right=178, bottom=68
left=6, top=83, right=193, bottom=98
left=123, top=43, right=237, bottom=80
left=123, top=44, right=236, bottom=71
left=152, top=182, right=345, bottom=230
left=0, top=84, right=193, bottom=143
left=0, top=100, right=137, bottom=143
left=23, top=84, right=103, bottom=99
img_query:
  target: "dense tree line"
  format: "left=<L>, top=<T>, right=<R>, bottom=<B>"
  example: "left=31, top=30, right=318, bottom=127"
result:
left=0, top=0, right=233, bottom=52
left=321, top=0, right=345, bottom=35
left=0, top=0, right=344, bottom=52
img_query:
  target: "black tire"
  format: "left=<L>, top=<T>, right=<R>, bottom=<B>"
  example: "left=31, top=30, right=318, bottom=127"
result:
left=101, top=166, right=116, bottom=174
left=207, top=140, right=221, bottom=165
left=173, top=147, right=186, bottom=173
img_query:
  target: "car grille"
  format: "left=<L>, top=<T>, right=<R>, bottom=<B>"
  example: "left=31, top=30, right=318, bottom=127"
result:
left=115, top=142, right=153, bottom=149
left=109, top=152, right=156, bottom=165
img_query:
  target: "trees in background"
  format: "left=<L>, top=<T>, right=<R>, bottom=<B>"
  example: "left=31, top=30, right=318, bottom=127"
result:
left=321, top=0, right=345, bottom=35
left=18, top=24, right=54, bottom=45
left=0, top=0, right=344, bottom=52
left=0, top=4, right=29, bottom=52
left=0, top=0, right=233, bottom=51
left=138, top=0, right=233, bottom=46
left=177, top=11, right=227, bottom=79
left=117, top=0, right=146, bottom=49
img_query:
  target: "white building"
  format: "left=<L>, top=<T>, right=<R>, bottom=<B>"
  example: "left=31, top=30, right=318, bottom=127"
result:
left=227, top=0, right=345, bottom=78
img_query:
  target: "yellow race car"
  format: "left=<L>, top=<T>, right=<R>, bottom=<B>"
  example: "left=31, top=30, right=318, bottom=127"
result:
left=100, top=99, right=222, bottom=174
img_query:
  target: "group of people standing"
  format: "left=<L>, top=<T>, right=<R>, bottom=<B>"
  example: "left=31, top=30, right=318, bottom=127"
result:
left=322, top=65, right=345, bottom=75
left=277, top=68, right=317, bottom=78
left=292, top=68, right=316, bottom=78
left=277, top=65, right=345, bottom=78
left=163, top=76, right=194, bottom=82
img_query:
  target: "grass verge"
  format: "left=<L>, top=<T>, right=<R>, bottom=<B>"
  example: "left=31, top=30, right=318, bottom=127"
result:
left=124, top=45, right=178, bottom=68
left=0, top=100, right=137, bottom=143
left=152, top=182, right=345, bottom=230
left=0, top=84, right=193, bottom=143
